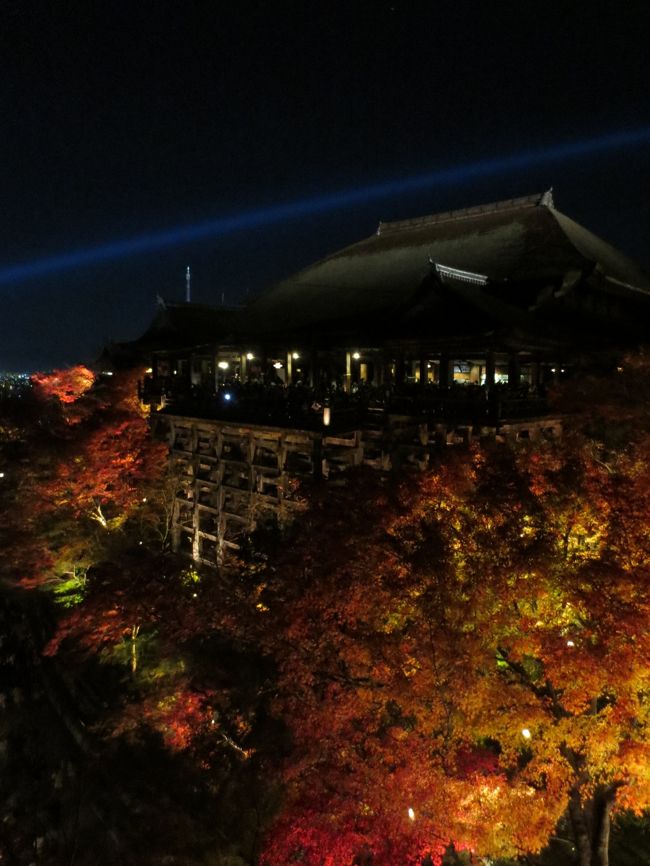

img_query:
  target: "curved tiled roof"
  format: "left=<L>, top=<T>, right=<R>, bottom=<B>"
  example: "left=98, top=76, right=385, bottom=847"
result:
left=243, top=192, right=650, bottom=341
left=136, top=301, right=240, bottom=350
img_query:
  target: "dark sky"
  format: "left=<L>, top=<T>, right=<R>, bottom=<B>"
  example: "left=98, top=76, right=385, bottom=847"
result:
left=2, top=0, right=650, bottom=370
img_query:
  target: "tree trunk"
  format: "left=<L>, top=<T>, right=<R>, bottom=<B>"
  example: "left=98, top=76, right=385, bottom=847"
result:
left=568, top=784, right=618, bottom=866
left=568, top=789, right=591, bottom=866
left=591, top=786, right=616, bottom=866
left=130, top=624, right=140, bottom=674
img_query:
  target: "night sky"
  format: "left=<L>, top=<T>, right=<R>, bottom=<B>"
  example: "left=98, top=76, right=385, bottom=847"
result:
left=2, top=0, right=650, bottom=371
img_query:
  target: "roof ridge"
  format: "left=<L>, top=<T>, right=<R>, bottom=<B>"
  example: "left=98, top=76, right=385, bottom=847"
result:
left=377, top=190, right=553, bottom=235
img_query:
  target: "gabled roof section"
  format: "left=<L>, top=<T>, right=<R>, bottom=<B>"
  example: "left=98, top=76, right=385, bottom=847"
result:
left=244, top=191, right=650, bottom=339
left=135, top=300, right=239, bottom=350
left=376, top=191, right=553, bottom=235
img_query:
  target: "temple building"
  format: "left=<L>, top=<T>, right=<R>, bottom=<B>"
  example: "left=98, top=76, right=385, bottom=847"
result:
left=134, top=191, right=650, bottom=564
left=143, top=190, right=650, bottom=407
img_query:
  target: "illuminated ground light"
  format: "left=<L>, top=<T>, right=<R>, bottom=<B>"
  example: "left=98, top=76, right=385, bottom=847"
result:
left=1, top=129, right=650, bottom=286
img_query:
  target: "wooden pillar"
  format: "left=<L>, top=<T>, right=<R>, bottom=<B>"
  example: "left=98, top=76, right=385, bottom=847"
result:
left=508, top=354, right=521, bottom=390
left=395, top=354, right=406, bottom=386
left=376, top=352, right=386, bottom=386
left=439, top=353, right=452, bottom=387
left=308, top=350, right=319, bottom=388
left=344, top=351, right=352, bottom=393
left=192, top=479, right=201, bottom=562
left=351, top=353, right=360, bottom=386
left=530, top=360, right=541, bottom=390
left=418, top=355, right=428, bottom=389
left=485, top=351, right=496, bottom=393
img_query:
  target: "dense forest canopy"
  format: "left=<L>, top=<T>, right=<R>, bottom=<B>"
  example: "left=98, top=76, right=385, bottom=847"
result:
left=1, top=361, right=650, bottom=865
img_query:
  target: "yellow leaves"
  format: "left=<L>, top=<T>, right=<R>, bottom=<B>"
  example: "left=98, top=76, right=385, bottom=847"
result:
left=401, top=656, right=420, bottom=679
left=180, top=568, right=201, bottom=586
left=379, top=607, right=410, bottom=634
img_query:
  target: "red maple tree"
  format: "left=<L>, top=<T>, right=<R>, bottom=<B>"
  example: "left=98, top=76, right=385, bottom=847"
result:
left=251, top=363, right=650, bottom=866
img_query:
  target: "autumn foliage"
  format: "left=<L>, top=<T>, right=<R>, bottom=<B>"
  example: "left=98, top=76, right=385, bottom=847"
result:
left=31, top=364, right=95, bottom=405
left=3, top=367, right=169, bottom=591
left=6, top=358, right=650, bottom=865
left=249, top=363, right=650, bottom=866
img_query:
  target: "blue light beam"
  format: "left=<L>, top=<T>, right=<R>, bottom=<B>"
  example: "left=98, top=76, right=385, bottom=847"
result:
left=2, top=128, right=650, bottom=286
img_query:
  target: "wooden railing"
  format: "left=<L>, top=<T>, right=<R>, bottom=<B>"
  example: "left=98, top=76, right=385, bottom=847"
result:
left=139, top=377, right=549, bottom=430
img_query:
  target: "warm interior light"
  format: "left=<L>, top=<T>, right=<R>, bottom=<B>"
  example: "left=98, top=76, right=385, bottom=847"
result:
left=292, top=351, right=300, bottom=359
left=521, top=728, right=532, bottom=739
left=408, top=807, right=415, bottom=821
left=323, top=406, right=331, bottom=426
left=352, top=351, right=361, bottom=360
left=145, top=367, right=153, bottom=374
left=566, top=639, right=575, bottom=647
left=273, top=361, right=283, bottom=369
left=246, top=352, right=254, bottom=360
left=218, top=361, right=229, bottom=369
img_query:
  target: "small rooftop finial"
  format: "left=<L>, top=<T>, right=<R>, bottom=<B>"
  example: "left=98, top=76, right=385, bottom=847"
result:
left=540, top=187, right=554, bottom=208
